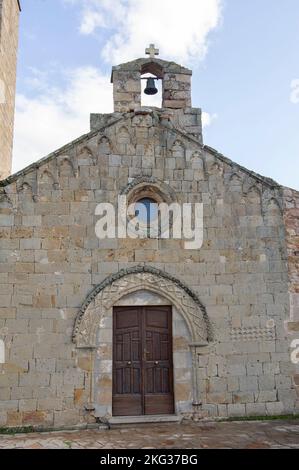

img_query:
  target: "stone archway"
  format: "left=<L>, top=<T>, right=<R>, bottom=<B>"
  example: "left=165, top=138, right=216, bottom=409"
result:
left=73, top=266, right=213, bottom=420
left=73, top=266, right=212, bottom=348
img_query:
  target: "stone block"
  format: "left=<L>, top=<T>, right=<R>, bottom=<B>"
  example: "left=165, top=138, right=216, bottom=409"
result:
left=239, top=376, right=259, bottom=392
left=265, top=402, right=285, bottom=416
left=0, top=215, right=14, bottom=226
left=227, top=364, right=246, bottom=376
left=275, top=375, right=292, bottom=390
left=208, top=377, right=227, bottom=393
left=255, top=391, right=277, bottom=402
left=227, top=404, right=246, bottom=417
left=246, top=403, right=267, bottom=416
left=53, top=410, right=80, bottom=427
left=22, top=216, right=42, bottom=227
left=19, top=399, right=37, bottom=412
left=232, top=392, right=255, bottom=404
left=37, top=398, right=63, bottom=411
left=0, top=400, right=19, bottom=410
left=258, top=375, right=275, bottom=391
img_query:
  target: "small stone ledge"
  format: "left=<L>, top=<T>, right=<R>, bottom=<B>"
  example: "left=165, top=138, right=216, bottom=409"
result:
left=108, top=415, right=182, bottom=427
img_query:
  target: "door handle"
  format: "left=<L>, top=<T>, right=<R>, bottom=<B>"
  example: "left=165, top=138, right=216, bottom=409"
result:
left=127, top=361, right=132, bottom=366
left=154, top=361, right=159, bottom=366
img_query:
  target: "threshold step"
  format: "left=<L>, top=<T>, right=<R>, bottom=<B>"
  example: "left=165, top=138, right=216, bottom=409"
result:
left=108, top=415, right=182, bottom=426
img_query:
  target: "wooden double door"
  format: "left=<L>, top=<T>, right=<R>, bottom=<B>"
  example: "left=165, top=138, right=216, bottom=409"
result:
left=113, top=306, right=174, bottom=416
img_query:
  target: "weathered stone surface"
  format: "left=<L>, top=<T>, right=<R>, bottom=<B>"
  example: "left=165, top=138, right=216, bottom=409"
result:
left=0, top=0, right=20, bottom=180
left=0, top=52, right=297, bottom=429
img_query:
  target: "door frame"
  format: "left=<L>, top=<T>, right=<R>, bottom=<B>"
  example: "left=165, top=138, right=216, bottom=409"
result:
left=112, top=305, right=175, bottom=417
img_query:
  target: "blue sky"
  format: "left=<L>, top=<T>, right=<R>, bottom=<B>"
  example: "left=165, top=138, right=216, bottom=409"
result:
left=14, top=0, right=299, bottom=190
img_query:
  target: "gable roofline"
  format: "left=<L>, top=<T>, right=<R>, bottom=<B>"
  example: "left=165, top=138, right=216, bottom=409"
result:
left=203, top=145, right=279, bottom=189
left=0, top=114, right=125, bottom=188
left=0, top=111, right=283, bottom=191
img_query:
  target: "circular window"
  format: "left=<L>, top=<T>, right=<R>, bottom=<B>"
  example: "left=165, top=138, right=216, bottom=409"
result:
left=135, top=197, right=158, bottom=225
left=120, top=178, right=179, bottom=239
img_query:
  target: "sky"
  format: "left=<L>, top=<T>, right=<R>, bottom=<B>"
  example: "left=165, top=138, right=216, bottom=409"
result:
left=13, top=0, right=299, bottom=190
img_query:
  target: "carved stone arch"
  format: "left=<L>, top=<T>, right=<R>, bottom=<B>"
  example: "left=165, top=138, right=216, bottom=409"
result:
left=98, top=135, right=112, bottom=155
left=39, top=169, right=58, bottom=189
left=73, top=266, right=212, bottom=348
left=117, top=125, right=131, bottom=144
left=264, top=197, right=283, bottom=215
left=121, top=176, right=178, bottom=205
left=171, top=139, right=185, bottom=158
left=245, top=184, right=261, bottom=199
left=229, top=172, right=242, bottom=186
left=17, top=182, right=35, bottom=203
left=244, top=184, right=262, bottom=205
left=78, top=145, right=97, bottom=165
left=141, top=61, right=164, bottom=78
left=0, top=189, right=13, bottom=209
left=190, top=150, right=203, bottom=163
left=57, top=156, right=76, bottom=177
left=17, top=172, right=38, bottom=201
left=207, top=159, right=223, bottom=176
left=244, top=184, right=262, bottom=216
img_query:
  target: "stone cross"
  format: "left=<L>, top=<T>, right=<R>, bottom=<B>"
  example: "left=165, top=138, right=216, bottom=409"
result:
left=145, top=44, right=159, bottom=59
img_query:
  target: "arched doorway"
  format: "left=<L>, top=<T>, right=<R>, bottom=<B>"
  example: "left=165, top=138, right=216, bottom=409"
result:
left=73, top=267, right=212, bottom=421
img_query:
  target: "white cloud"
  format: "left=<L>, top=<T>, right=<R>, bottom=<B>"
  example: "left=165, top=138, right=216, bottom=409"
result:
left=80, top=10, right=106, bottom=35
left=13, top=69, right=217, bottom=173
left=13, top=67, right=113, bottom=173
left=202, top=111, right=218, bottom=128
left=290, top=79, right=299, bottom=104
left=13, top=0, right=222, bottom=173
left=72, top=0, right=223, bottom=65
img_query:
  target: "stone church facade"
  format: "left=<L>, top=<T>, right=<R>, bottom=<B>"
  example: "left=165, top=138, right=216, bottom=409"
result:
left=0, top=25, right=299, bottom=427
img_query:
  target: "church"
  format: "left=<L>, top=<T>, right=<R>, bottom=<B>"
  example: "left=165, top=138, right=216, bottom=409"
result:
left=0, top=0, right=298, bottom=430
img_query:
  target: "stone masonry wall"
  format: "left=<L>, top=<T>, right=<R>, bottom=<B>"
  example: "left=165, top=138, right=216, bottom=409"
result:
left=283, top=187, right=299, bottom=403
left=0, top=108, right=297, bottom=429
left=0, top=0, right=20, bottom=180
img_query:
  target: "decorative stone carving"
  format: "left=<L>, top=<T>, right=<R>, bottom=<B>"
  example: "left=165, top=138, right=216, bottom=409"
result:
left=230, top=326, right=276, bottom=342
left=78, top=146, right=97, bottom=166
left=17, top=171, right=38, bottom=201
left=132, top=114, right=153, bottom=128
left=58, top=156, right=76, bottom=177
left=117, top=126, right=131, bottom=144
left=121, top=176, right=177, bottom=206
left=246, top=185, right=261, bottom=202
left=229, top=172, right=242, bottom=185
left=207, top=160, right=223, bottom=176
left=39, top=169, right=58, bottom=189
left=172, top=140, right=185, bottom=158
left=98, top=136, right=111, bottom=155
left=265, top=197, right=282, bottom=214
left=73, top=266, right=212, bottom=348
left=0, top=189, right=12, bottom=208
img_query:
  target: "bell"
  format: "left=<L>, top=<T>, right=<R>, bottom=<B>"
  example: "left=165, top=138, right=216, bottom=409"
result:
left=144, top=77, right=158, bottom=95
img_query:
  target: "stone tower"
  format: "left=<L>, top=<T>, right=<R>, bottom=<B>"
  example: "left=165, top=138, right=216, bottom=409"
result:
left=0, top=0, right=21, bottom=180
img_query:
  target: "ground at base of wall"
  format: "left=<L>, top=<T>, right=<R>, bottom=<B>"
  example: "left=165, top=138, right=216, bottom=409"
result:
left=0, top=419, right=299, bottom=449
left=1, top=414, right=299, bottom=435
